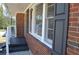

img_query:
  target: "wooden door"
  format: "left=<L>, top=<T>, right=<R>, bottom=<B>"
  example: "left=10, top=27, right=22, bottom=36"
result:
left=16, top=13, right=25, bottom=37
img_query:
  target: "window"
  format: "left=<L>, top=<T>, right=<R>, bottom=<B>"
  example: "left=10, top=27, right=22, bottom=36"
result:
left=34, top=4, right=43, bottom=36
left=29, top=3, right=54, bottom=48
left=45, top=4, right=55, bottom=44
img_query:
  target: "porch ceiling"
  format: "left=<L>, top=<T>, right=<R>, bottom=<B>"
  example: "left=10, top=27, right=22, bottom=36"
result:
left=5, top=3, right=30, bottom=16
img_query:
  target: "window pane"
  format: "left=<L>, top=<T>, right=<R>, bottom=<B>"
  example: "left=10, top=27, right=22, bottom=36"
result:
left=47, top=4, right=54, bottom=17
left=48, top=18, right=54, bottom=29
left=48, top=30, right=53, bottom=40
left=35, top=4, right=43, bottom=36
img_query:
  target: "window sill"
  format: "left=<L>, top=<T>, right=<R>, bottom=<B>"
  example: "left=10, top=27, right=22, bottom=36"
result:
left=42, top=41, right=52, bottom=49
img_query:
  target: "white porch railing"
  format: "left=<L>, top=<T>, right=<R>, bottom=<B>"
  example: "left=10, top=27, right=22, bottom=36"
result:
left=6, top=26, right=16, bottom=55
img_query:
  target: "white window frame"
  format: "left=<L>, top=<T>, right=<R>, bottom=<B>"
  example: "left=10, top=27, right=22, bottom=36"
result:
left=29, top=3, right=54, bottom=48
left=44, top=4, right=55, bottom=45
left=29, top=4, right=43, bottom=41
left=29, top=8, right=32, bottom=33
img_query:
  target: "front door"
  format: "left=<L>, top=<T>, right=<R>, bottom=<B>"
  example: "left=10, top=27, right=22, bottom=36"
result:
left=16, top=13, right=25, bottom=37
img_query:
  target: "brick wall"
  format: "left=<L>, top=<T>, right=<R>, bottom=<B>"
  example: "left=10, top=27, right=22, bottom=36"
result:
left=24, top=3, right=79, bottom=55
left=67, top=3, right=79, bottom=55
left=25, top=33, right=51, bottom=55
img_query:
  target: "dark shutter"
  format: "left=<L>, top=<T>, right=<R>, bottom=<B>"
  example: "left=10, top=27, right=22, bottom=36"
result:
left=52, top=3, right=69, bottom=55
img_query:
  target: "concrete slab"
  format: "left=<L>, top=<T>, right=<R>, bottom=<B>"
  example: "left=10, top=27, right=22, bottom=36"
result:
left=9, top=51, right=31, bottom=55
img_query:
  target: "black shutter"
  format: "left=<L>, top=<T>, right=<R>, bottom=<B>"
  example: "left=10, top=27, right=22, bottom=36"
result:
left=52, top=3, right=69, bottom=55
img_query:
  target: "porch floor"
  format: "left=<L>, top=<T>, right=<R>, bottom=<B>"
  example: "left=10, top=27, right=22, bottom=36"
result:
left=9, top=50, right=31, bottom=55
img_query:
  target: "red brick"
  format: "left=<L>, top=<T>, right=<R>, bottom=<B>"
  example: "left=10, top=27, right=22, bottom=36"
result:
left=69, top=13, right=72, bottom=17
left=69, top=22, right=79, bottom=27
left=68, top=35, right=78, bottom=41
left=69, top=27, right=77, bottom=31
left=70, top=4, right=73, bottom=8
left=67, top=45, right=79, bottom=55
left=69, top=18, right=78, bottom=23
left=72, top=12, right=79, bottom=17
left=25, top=33, right=51, bottom=55
left=73, top=3, right=79, bottom=7
left=68, top=31, right=79, bottom=37
left=70, top=7, right=78, bottom=12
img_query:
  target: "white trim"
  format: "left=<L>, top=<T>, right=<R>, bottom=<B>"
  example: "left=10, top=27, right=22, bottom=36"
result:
left=31, top=33, right=42, bottom=41
left=46, top=17, right=54, bottom=19
left=6, top=27, right=11, bottom=55
left=42, top=3, right=46, bottom=42
left=32, top=4, right=43, bottom=41
left=32, top=6, right=35, bottom=33
left=24, top=4, right=33, bottom=12
left=29, top=5, right=35, bottom=33
left=15, top=17, right=17, bottom=37
left=44, top=3, right=55, bottom=45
